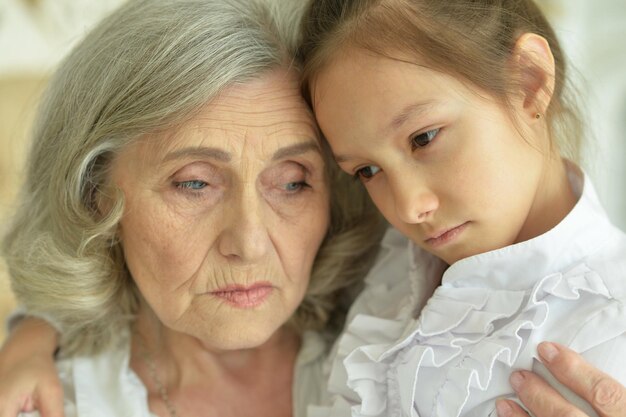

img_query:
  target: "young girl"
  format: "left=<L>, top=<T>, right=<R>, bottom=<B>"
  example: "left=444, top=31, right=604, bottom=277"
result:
left=0, top=1, right=625, bottom=417
left=299, top=0, right=626, bottom=416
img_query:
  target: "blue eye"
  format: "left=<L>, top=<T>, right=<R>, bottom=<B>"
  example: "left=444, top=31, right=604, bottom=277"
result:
left=284, top=181, right=309, bottom=192
left=411, top=128, right=440, bottom=149
left=355, top=165, right=381, bottom=181
left=176, top=180, right=207, bottom=190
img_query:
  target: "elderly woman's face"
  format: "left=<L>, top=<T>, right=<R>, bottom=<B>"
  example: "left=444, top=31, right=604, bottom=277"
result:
left=111, top=68, right=330, bottom=350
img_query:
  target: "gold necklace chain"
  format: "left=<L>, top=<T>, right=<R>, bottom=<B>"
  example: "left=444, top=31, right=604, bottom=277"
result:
left=138, top=336, right=180, bottom=417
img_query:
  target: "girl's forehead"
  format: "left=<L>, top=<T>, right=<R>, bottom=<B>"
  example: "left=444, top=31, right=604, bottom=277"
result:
left=313, top=47, right=469, bottom=110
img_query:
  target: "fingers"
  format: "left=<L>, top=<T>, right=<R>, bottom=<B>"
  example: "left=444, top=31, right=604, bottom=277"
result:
left=0, top=392, right=33, bottom=417
left=496, top=399, right=529, bottom=417
left=37, top=382, right=65, bottom=417
left=506, top=369, right=589, bottom=417
left=537, top=342, right=626, bottom=417
left=0, top=379, right=64, bottom=417
left=0, top=400, right=23, bottom=417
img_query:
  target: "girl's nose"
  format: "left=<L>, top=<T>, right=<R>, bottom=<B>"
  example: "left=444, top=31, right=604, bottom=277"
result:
left=391, top=176, right=439, bottom=224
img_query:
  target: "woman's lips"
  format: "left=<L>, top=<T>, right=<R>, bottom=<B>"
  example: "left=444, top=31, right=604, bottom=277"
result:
left=425, top=222, right=469, bottom=248
left=210, top=283, right=274, bottom=309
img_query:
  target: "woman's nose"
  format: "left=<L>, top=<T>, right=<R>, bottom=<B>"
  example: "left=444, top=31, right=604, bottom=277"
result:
left=391, top=175, right=439, bottom=224
left=217, top=188, right=270, bottom=262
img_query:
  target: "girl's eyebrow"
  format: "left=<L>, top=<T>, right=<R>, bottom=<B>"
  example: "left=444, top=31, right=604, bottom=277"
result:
left=334, top=154, right=352, bottom=164
left=271, top=141, right=321, bottom=160
left=335, top=101, right=438, bottom=164
left=387, top=100, right=436, bottom=133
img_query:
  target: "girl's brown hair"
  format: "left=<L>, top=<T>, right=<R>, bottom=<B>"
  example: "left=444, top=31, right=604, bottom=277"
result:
left=299, top=0, right=584, bottom=160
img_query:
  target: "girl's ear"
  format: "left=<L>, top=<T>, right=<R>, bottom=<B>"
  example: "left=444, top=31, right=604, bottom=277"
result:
left=512, top=33, right=556, bottom=120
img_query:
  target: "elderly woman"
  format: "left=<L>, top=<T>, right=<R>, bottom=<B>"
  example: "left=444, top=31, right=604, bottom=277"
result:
left=0, top=0, right=384, bottom=416
left=0, top=1, right=625, bottom=417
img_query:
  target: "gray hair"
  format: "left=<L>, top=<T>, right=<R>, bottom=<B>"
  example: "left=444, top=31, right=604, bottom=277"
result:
left=2, top=0, right=385, bottom=355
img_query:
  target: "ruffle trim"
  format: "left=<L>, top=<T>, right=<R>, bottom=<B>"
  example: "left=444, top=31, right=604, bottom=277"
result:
left=321, top=263, right=611, bottom=417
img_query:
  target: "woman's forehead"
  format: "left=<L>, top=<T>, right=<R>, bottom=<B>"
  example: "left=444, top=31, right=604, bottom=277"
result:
left=128, top=68, right=321, bottom=163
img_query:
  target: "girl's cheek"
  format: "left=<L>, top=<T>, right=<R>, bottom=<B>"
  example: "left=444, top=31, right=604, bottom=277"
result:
left=365, top=182, right=392, bottom=217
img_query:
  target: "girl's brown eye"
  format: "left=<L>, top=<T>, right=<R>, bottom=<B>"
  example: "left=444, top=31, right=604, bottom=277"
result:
left=354, top=165, right=381, bottom=181
left=411, top=128, right=440, bottom=149
left=360, top=166, right=378, bottom=178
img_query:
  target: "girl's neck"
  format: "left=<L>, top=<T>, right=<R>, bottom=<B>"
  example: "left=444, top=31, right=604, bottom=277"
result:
left=515, top=155, right=578, bottom=244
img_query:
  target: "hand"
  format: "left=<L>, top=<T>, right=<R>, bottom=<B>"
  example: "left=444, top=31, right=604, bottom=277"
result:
left=0, top=318, right=63, bottom=417
left=0, top=354, right=64, bottom=417
left=496, top=342, right=626, bottom=417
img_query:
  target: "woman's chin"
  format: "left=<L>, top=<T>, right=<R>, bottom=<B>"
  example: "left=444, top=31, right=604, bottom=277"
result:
left=183, top=318, right=284, bottom=352
left=154, top=296, right=300, bottom=351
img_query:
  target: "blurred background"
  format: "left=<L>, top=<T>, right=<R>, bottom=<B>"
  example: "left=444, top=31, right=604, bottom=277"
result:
left=0, top=0, right=625, bottom=343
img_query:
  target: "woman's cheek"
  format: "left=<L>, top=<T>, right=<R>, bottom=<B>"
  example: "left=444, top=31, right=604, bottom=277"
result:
left=160, top=181, right=225, bottom=217
left=261, top=180, right=329, bottom=274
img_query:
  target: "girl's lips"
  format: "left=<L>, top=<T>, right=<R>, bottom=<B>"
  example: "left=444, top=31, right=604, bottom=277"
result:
left=425, top=222, right=469, bottom=248
left=210, top=283, right=274, bottom=309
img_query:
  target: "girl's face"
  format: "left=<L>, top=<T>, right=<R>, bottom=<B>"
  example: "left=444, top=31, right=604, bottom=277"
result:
left=313, top=48, right=549, bottom=265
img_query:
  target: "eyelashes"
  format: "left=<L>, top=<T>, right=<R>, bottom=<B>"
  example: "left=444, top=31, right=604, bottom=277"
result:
left=353, top=165, right=381, bottom=182
left=284, top=181, right=311, bottom=193
left=175, top=180, right=207, bottom=191
left=173, top=179, right=312, bottom=199
left=410, top=128, right=440, bottom=150
left=352, top=128, right=441, bottom=183
left=169, top=157, right=322, bottom=206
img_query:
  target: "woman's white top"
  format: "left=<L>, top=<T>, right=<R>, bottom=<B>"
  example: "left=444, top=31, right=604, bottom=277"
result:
left=19, top=329, right=329, bottom=417
left=310, top=165, right=626, bottom=417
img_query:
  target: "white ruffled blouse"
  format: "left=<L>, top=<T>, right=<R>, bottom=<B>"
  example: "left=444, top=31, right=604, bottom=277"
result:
left=310, top=165, right=626, bottom=417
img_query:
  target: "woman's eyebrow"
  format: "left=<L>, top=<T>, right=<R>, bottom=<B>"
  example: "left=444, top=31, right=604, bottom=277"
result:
left=162, top=147, right=232, bottom=163
left=160, top=141, right=320, bottom=164
left=271, top=141, right=321, bottom=160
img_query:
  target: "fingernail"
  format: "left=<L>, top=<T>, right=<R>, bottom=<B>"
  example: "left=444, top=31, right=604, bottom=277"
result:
left=495, top=399, right=513, bottom=417
left=510, top=371, right=525, bottom=392
left=538, top=342, right=558, bottom=363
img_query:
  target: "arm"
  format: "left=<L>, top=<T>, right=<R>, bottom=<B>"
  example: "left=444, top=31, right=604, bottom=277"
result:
left=496, top=342, right=626, bottom=417
left=0, top=317, right=64, bottom=417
